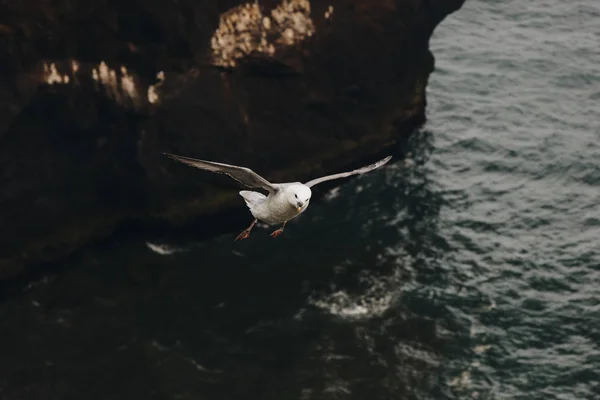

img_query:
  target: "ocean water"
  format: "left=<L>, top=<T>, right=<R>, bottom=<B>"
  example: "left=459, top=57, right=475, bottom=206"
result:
left=1, top=0, right=599, bottom=399
left=423, top=0, right=600, bottom=398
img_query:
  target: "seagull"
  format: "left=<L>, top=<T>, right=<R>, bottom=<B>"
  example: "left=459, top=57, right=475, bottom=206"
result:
left=163, top=153, right=392, bottom=241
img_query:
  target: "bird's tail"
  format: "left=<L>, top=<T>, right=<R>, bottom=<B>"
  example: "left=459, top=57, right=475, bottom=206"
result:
left=239, top=190, right=266, bottom=209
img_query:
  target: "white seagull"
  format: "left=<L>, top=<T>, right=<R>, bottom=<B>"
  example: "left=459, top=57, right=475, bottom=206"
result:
left=164, top=153, right=392, bottom=241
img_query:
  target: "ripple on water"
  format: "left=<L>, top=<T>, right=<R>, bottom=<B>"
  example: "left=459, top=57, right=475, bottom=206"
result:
left=428, top=0, right=600, bottom=397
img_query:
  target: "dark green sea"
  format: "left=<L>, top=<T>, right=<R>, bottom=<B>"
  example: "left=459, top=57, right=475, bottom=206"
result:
left=1, top=1, right=599, bottom=399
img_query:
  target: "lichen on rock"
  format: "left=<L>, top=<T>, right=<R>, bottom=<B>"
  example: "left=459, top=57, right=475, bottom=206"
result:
left=211, top=0, right=315, bottom=67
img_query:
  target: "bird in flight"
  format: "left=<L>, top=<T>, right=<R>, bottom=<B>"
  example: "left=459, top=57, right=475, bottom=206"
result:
left=164, top=153, right=392, bottom=241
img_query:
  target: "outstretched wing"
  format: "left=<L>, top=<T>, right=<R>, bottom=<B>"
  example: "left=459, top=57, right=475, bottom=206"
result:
left=163, top=153, right=278, bottom=193
left=304, top=156, right=392, bottom=188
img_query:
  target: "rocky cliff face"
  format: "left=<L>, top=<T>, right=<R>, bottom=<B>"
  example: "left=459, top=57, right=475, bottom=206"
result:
left=0, top=0, right=465, bottom=280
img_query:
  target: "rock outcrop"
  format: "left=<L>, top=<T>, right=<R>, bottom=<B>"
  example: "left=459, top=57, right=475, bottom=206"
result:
left=0, top=0, right=465, bottom=280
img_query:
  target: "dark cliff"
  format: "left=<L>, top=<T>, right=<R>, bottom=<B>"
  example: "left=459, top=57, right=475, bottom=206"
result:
left=0, top=0, right=465, bottom=280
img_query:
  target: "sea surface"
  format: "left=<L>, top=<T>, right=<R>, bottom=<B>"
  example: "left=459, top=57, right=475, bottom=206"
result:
left=1, top=0, right=599, bottom=399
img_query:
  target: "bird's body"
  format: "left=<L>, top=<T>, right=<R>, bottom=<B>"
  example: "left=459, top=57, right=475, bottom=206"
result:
left=240, top=183, right=310, bottom=224
left=164, top=153, right=391, bottom=240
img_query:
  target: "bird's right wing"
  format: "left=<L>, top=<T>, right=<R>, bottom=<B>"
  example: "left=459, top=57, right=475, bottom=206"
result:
left=304, top=156, right=392, bottom=188
left=163, top=153, right=278, bottom=193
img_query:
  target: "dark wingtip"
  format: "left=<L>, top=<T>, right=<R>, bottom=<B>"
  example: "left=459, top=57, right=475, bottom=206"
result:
left=163, top=152, right=184, bottom=161
left=163, top=152, right=190, bottom=166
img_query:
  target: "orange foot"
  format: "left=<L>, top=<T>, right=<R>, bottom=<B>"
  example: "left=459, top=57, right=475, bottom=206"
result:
left=234, top=230, right=251, bottom=241
left=270, top=229, right=284, bottom=238
left=234, top=219, right=258, bottom=242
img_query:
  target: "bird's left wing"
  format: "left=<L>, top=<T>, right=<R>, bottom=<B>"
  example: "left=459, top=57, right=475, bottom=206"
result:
left=163, top=153, right=278, bottom=193
left=304, top=156, right=392, bottom=188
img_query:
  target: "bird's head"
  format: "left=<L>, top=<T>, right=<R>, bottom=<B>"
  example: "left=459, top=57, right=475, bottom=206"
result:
left=286, top=184, right=312, bottom=212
